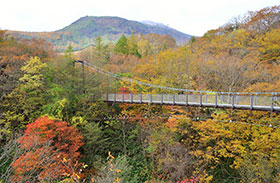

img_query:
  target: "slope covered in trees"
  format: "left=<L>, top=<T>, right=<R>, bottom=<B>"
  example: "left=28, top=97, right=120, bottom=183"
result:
left=0, top=5, right=280, bottom=183
left=129, top=5, right=280, bottom=94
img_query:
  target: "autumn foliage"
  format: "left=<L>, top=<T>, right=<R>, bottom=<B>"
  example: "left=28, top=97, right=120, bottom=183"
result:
left=11, top=116, right=84, bottom=182
left=1, top=5, right=280, bottom=183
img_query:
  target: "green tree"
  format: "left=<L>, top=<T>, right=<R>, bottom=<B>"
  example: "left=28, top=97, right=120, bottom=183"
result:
left=114, top=34, right=129, bottom=55
left=95, top=36, right=104, bottom=52
left=94, top=36, right=110, bottom=64
left=64, top=44, right=74, bottom=59
left=128, top=32, right=141, bottom=58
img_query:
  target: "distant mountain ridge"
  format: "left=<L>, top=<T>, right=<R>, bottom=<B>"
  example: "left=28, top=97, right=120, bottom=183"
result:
left=141, top=20, right=168, bottom=28
left=9, top=16, right=192, bottom=51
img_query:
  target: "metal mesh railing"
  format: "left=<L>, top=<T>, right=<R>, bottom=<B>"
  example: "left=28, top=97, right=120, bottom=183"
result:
left=104, top=93, right=280, bottom=111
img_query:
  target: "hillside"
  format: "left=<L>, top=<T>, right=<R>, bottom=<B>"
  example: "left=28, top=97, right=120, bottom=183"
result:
left=9, top=16, right=192, bottom=51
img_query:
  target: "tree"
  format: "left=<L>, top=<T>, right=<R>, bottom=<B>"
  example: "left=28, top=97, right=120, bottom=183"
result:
left=95, top=36, right=104, bottom=53
left=128, top=32, right=141, bottom=58
left=136, top=33, right=176, bottom=56
left=0, top=57, right=47, bottom=137
left=10, top=116, right=84, bottom=182
left=78, top=36, right=110, bottom=66
left=255, top=29, right=280, bottom=63
left=114, top=34, right=129, bottom=55
left=94, top=36, right=110, bottom=64
left=0, top=35, right=53, bottom=100
left=42, top=53, right=105, bottom=122
left=19, top=57, right=47, bottom=90
left=132, top=47, right=195, bottom=93
left=0, top=134, right=22, bottom=182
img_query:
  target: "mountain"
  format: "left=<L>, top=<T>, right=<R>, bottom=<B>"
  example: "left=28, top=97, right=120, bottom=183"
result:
left=9, top=16, right=192, bottom=51
left=141, top=20, right=168, bottom=28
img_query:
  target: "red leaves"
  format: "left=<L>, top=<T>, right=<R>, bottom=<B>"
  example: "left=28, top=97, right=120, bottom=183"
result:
left=11, top=116, right=84, bottom=182
left=175, top=177, right=199, bottom=183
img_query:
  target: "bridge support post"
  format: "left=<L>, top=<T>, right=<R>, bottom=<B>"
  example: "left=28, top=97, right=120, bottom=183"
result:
left=236, top=93, right=239, bottom=104
left=215, top=93, right=218, bottom=108
left=150, top=94, right=152, bottom=103
left=255, top=93, right=258, bottom=105
left=232, top=95, right=235, bottom=109
left=250, top=95, right=253, bottom=110
left=114, top=93, right=116, bottom=102
left=271, top=95, right=274, bottom=112
left=161, top=94, right=163, bottom=104
left=106, top=93, right=109, bottom=102
left=130, top=94, right=133, bottom=103
left=140, top=94, right=142, bottom=103
left=186, top=94, right=188, bottom=106
left=122, top=94, right=124, bottom=103
left=200, top=94, right=202, bottom=107
left=82, top=61, right=85, bottom=94
left=74, top=60, right=85, bottom=94
left=173, top=95, right=175, bottom=105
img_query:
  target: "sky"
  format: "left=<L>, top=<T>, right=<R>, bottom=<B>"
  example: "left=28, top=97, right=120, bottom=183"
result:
left=1, top=0, right=279, bottom=36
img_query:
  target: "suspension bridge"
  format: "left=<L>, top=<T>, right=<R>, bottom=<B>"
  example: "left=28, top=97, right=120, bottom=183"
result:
left=75, top=60, right=280, bottom=112
left=103, top=93, right=280, bottom=112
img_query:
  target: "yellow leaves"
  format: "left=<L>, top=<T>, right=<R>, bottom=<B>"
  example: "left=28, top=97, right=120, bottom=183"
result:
left=19, top=57, right=46, bottom=90
left=253, top=28, right=280, bottom=62
left=204, top=175, right=213, bottom=183
left=114, top=177, right=120, bottom=183
left=204, top=59, right=216, bottom=69
left=205, top=153, right=214, bottom=161
left=71, top=173, right=80, bottom=180
left=115, top=169, right=121, bottom=173
left=107, top=151, right=115, bottom=160
left=192, top=150, right=204, bottom=157
left=131, top=46, right=195, bottom=93
left=70, top=116, right=88, bottom=128
left=206, top=146, right=212, bottom=152
left=59, top=178, right=75, bottom=183
left=100, top=151, right=122, bottom=183
left=83, top=164, right=88, bottom=168
left=230, top=140, right=246, bottom=153
left=187, top=109, right=280, bottom=181
left=192, top=149, right=215, bottom=162
left=228, top=29, right=250, bottom=48
left=21, top=56, right=47, bottom=74
left=60, top=160, right=88, bottom=181
left=193, top=170, right=213, bottom=183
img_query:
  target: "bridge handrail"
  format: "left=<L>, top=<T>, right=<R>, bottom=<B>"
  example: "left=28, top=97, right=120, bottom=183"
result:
left=103, top=93, right=280, bottom=112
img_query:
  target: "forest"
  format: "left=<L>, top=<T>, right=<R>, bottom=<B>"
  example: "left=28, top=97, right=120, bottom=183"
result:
left=0, top=5, right=280, bottom=183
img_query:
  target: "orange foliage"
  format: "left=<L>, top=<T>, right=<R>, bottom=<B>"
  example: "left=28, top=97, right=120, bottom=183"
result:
left=11, top=116, right=84, bottom=182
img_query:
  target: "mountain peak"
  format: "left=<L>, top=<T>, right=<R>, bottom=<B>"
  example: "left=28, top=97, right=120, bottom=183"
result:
left=61, top=16, right=192, bottom=43
left=9, top=16, right=192, bottom=51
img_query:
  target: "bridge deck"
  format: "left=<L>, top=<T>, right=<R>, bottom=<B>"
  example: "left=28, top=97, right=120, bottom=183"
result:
left=104, top=94, right=280, bottom=112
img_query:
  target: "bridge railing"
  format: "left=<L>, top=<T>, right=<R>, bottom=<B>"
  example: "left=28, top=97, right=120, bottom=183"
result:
left=105, top=93, right=280, bottom=112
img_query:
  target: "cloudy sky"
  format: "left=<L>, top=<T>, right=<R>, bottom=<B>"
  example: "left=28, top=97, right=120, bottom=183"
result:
left=1, top=0, right=279, bottom=36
